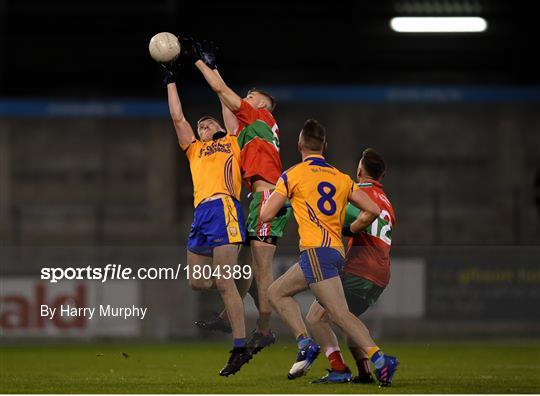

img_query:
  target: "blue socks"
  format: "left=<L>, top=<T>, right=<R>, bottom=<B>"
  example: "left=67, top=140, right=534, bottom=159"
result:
left=296, top=334, right=312, bottom=349
left=371, top=350, right=386, bottom=369
left=233, top=338, right=246, bottom=348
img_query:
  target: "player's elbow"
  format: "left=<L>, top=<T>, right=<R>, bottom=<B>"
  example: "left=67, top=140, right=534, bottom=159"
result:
left=260, top=213, right=270, bottom=223
left=170, top=113, right=186, bottom=124
left=260, top=213, right=274, bottom=223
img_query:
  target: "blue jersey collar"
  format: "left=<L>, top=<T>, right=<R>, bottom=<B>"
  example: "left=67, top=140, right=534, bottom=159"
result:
left=303, top=154, right=325, bottom=162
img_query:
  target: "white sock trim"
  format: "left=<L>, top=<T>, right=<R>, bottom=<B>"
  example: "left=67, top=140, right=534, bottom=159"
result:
left=325, top=347, right=341, bottom=357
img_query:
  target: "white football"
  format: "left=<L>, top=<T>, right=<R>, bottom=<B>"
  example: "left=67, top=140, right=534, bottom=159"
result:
left=148, top=32, right=181, bottom=63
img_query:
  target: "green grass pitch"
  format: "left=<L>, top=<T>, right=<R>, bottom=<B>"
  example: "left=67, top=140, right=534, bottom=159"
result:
left=1, top=339, right=539, bottom=393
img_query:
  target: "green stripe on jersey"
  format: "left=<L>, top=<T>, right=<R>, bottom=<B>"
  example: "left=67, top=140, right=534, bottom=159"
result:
left=344, top=203, right=392, bottom=243
left=237, top=120, right=279, bottom=150
left=345, top=202, right=361, bottom=227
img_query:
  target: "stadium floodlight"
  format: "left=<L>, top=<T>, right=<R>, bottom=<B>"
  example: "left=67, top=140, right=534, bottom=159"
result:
left=390, top=17, right=488, bottom=33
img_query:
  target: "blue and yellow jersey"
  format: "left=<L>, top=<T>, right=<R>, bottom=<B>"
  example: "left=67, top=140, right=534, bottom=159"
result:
left=274, top=154, right=357, bottom=255
left=181, top=133, right=242, bottom=207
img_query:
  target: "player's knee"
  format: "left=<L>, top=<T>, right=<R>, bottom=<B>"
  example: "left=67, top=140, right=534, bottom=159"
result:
left=214, top=276, right=233, bottom=294
left=305, top=310, right=318, bottom=326
left=327, top=308, right=352, bottom=327
left=189, top=278, right=212, bottom=291
left=267, top=283, right=280, bottom=308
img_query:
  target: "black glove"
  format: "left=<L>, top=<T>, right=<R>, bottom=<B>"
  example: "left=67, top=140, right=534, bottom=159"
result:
left=179, top=36, right=202, bottom=64
left=197, top=40, right=219, bottom=69
left=160, top=63, right=176, bottom=85
left=342, top=224, right=356, bottom=237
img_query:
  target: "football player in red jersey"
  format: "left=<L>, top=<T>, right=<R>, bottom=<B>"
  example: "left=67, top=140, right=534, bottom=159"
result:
left=306, top=148, right=397, bottom=385
left=261, top=123, right=398, bottom=386
left=186, top=40, right=290, bottom=354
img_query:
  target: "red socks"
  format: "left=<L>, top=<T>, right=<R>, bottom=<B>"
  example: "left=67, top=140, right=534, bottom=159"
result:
left=327, top=350, right=348, bottom=372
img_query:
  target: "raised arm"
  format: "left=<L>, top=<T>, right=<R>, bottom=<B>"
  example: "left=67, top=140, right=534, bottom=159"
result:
left=348, top=189, right=381, bottom=233
left=195, top=60, right=242, bottom=112
left=214, top=71, right=239, bottom=133
left=166, top=81, right=196, bottom=147
left=220, top=99, right=239, bottom=134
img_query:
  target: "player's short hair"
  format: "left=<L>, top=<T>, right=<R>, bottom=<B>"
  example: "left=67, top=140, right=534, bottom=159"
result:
left=300, top=119, right=326, bottom=151
left=361, top=148, right=386, bottom=180
left=248, top=88, right=276, bottom=112
left=197, top=116, right=221, bottom=127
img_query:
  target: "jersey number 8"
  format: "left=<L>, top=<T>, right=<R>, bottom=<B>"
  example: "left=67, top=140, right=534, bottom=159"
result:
left=317, top=182, right=337, bottom=216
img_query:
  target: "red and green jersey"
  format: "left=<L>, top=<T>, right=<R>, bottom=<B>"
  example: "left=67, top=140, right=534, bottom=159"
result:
left=343, top=181, right=396, bottom=288
left=232, top=100, right=282, bottom=191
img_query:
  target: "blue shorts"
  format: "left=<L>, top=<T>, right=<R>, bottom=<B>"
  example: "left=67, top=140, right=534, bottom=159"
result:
left=299, top=247, right=345, bottom=284
left=187, top=196, right=246, bottom=256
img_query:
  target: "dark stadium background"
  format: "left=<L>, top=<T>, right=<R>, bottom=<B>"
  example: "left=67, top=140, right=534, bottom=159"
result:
left=0, top=0, right=539, bottom=372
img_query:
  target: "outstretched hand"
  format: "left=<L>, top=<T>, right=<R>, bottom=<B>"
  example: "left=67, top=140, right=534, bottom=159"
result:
left=197, top=40, right=219, bottom=70
left=176, top=36, right=219, bottom=69
left=179, top=36, right=202, bottom=64
left=160, top=63, right=176, bottom=85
